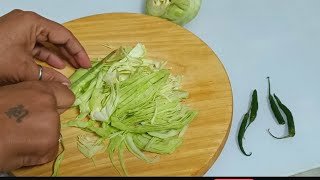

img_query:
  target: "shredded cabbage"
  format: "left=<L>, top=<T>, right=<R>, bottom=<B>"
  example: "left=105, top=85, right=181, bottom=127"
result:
left=59, top=43, right=198, bottom=176
left=77, top=134, right=105, bottom=159
left=52, top=140, right=65, bottom=177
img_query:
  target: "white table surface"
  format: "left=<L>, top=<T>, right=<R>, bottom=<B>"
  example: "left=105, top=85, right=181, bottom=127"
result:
left=1, top=0, right=320, bottom=177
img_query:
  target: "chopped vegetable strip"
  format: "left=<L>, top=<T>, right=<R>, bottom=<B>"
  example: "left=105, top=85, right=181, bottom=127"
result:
left=52, top=140, right=65, bottom=177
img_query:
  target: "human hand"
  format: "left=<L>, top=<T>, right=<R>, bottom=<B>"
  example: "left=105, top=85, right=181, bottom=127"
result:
left=0, top=9, right=91, bottom=86
left=0, top=81, right=75, bottom=172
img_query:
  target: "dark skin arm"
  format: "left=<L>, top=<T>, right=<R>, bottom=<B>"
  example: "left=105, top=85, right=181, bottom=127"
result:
left=0, top=9, right=91, bottom=85
left=0, top=81, right=75, bottom=172
left=0, top=9, right=92, bottom=172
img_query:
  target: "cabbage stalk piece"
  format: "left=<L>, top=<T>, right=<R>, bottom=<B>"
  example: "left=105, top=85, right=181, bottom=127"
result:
left=146, top=0, right=202, bottom=26
left=77, top=134, right=104, bottom=159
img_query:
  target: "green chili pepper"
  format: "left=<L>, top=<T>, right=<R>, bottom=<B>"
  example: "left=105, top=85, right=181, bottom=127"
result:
left=267, top=77, right=285, bottom=125
left=238, top=112, right=252, bottom=156
left=268, top=94, right=295, bottom=139
left=247, top=89, right=258, bottom=129
left=238, top=90, right=258, bottom=156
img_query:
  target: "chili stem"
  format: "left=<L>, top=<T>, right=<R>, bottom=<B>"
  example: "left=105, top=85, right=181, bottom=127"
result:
left=267, top=129, right=290, bottom=139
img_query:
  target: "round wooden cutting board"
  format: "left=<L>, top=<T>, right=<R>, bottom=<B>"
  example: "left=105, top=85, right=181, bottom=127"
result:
left=13, top=13, right=233, bottom=176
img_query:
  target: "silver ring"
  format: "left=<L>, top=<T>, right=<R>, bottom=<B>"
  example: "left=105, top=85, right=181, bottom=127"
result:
left=38, top=65, right=43, bottom=80
left=58, top=133, right=62, bottom=143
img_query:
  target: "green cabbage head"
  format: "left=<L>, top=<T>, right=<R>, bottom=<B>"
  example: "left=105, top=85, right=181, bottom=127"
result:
left=146, top=0, right=202, bottom=26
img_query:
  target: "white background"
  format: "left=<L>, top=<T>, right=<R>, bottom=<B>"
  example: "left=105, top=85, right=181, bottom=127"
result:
left=1, top=0, right=320, bottom=176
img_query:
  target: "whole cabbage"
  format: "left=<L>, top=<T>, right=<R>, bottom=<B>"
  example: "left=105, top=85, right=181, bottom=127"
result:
left=146, top=0, right=202, bottom=26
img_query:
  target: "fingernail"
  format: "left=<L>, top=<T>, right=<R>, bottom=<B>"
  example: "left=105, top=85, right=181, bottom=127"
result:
left=62, top=82, right=70, bottom=87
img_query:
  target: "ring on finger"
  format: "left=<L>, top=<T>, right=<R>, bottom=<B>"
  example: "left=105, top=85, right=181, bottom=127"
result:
left=38, top=65, right=43, bottom=81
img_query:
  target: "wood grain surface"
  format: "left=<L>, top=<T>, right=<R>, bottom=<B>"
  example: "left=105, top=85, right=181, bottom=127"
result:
left=13, top=13, right=233, bottom=176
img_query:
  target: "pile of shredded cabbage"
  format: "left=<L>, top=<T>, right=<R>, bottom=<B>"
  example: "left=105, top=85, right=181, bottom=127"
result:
left=55, top=43, right=197, bottom=176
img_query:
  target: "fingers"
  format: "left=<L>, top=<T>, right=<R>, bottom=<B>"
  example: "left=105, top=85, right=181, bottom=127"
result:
left=22, top=148, right=58, bottom=167
left=41, top=66, right=70, bottom=85
left=58, top=45, right=80, bottom=68
left=36, top=146, right=59, bottom=166
left=46, top=82, right=75, bottom=110
left=34, top=13, right=91, bottom=69
left=24, top=61, right=70, bottom=85
left=23, top=60, right=74, bottom=109
left=32, top=44, right=66, bottom=69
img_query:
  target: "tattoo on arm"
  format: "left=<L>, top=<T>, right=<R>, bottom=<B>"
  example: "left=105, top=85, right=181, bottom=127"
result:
left=5, top=105, right=29, bottom=123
